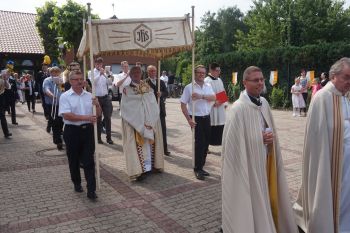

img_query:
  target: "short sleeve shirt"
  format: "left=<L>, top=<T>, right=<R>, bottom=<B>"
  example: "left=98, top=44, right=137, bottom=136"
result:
left=58, top=88, right=93, bottom=125
left=180, top=82, right=214, bottom=116
left=114, top=72, right=131, bottom=93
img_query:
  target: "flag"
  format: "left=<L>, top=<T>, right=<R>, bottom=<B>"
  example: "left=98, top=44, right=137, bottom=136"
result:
left=269, top=70, right=278, bottom=86
left=306, top=71, right=315, bottom=83
left=232, top=72, right=238, bottom=85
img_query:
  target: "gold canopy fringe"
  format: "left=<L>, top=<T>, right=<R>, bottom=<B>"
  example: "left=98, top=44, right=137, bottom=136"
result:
left=80, top=45, right=192, bottom=60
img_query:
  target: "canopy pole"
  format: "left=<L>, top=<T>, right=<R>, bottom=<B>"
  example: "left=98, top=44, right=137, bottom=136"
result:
left=82, top=17, right=87, bottom=85
left=191, top=6, right=195, bottom=167
left=157, top=60, right=161, bottom=106
left=87, top=3, right=100, bottom=190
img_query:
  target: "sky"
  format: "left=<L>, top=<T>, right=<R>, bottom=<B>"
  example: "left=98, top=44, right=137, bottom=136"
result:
left=0, top=0, right=264, bottom=25
left=2, top=0, right=350, bottom=25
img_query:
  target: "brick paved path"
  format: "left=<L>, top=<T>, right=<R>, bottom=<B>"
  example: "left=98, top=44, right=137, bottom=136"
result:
left=0, top=99, right=306, bottom=233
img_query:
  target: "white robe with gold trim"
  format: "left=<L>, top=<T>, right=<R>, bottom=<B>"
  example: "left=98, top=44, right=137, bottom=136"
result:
left=121, top=84, right=164, bottom=179
left=221, top=91, right=298, bottom=233
left=293, top=82, right=350, bottom=233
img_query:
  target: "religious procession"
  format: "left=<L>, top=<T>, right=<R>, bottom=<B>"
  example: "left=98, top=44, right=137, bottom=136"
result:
left=1, top=0, right=350, bottom=233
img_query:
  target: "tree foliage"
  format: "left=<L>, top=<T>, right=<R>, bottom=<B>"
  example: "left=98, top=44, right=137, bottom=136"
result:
left=49, top=0, right=99, bottom=54
left=236, top=0, right=350, bottom=50
left=196, top=6, right=246, bottom=57
left=35, top=1, right=59, bottom=59
left=36, top=0, right=99, bottom=59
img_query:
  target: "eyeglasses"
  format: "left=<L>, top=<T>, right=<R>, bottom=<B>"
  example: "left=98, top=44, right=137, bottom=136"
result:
left=71, top=78, right=84, bottom=82
left=245, top=78, right=265, bottom=83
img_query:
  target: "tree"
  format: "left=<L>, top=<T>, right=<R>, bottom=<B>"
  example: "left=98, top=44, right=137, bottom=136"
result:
left=236, top=0, right=350, bottom=50
left=217, top=7, right=247, bottom=51
left=236, top=0, right=292, bottom=50
left=49, top=0, right=98, bottom=57
left=35, top=1, right=59, bottom=60
left=292, top=0, right=350, bottom=45
left=197, top=7, right=246, bottom=58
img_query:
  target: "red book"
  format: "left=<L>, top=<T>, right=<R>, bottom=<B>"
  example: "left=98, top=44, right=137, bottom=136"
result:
left=216, top=91, right=228, bottom=103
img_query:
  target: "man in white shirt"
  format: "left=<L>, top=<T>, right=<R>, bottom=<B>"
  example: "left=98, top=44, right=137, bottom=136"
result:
left=180, top=65, right=216, bottom=180
left=113, top=61, right=130, bottom=108
left=160, top=71, right=168, bottom=88
left=59, top=70, right=101, bottom=200
left=90, top=57, right=113, bottom=144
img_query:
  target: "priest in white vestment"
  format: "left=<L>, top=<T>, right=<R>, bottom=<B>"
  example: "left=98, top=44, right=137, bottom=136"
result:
left=221, top=66, right=298, bottom=233
left=120, top=66, right=164, bottom=181
left=293, top=57, right=350, bottom=233
left=204, top=62, right=227, bottom=146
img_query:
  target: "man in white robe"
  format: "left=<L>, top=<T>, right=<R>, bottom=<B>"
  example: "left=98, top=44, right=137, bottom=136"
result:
left=221, top=66, right=298, bottom=233
left=204, top=62, right=227, bottom=146
left=121, top=66, right=164, bottom=181
left=293, top=57, right=350, bottom=233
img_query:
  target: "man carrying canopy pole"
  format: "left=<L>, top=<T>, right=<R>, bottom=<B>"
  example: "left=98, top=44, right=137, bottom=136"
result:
left=76, top=3, right=195, bottom=188
left=180, top=65, right=216, bottom=180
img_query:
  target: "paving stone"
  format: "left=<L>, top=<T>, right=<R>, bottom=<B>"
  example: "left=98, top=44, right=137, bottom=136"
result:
left=0, top=100, right=305, bottom=233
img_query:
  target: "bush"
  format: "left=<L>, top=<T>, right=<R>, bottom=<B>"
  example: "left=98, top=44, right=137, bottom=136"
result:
left=269, top=87, right=285, bottom=109
left=227, top=83, right=241, bottom=102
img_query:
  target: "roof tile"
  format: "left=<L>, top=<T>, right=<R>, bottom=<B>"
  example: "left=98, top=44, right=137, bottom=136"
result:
left=0, top=10, right=45, bottom=54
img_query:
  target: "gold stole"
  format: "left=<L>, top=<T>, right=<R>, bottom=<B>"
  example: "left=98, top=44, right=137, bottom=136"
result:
left=267, top=142, right=279, bottom=232
left=134, top=131, right=155, bottom=146
left=262, top=114, right=279, bottom=232
left=135, top=131, right=144, bottom=145
left=331, top=94, right=343, bottom=233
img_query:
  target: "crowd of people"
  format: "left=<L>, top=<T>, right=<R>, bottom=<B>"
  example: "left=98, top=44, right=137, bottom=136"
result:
left=1, top=56, right=350, bottom=233
left=291, top=69, right=330, bottom=117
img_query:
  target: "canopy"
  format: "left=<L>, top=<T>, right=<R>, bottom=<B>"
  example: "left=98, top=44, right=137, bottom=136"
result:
left=77, top=16, right=193, bottom=59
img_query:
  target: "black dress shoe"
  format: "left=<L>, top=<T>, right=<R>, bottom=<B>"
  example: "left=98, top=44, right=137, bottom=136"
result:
left=106, top=139, right=114, bottom=144
left=195, top=171, right=205, bottom=180
left=74, top=185, right=83, bottom=193
left=57, top=143, right=63, bottom=151
left=4, top=133, right=12, bottom=138
left=87, top=191, right=98, bottom=200
left=201, top=170, right=210, bottom=176
left=12, top=122, right=18, bottom=125
left=98, top=139, right=103, bottom=144
left=152, top=168, right=162, bottom=173
left=136, top=173, right=147, bottom=181
left=164, top=151, right=171, bottom=156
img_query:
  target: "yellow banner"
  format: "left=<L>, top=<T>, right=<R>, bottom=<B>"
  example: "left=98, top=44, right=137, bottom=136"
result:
left=269, top=71, right=278, bottom=86
left=232, top=72, right=238, bottom=85
left=306, top=71, right=315, bottom=83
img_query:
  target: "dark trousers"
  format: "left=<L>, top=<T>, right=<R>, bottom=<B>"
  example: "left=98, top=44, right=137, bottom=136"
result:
left=26, top=94, right=36, bottom=111
left=302, top=92, right=308, bottom=113
left=63, top=124, right=96, bottom=192
left=47, top=104, right=63, bottom=144
left=97, top=96, right=113, bottom=140
left=0, top=103, right=10, bottom=136
left=8, top=100, right=16, bottom=124
left=41, top=92, right=50, bottom=119
left=160, top=115, right=168, bottom=153
left=191, top=115, right=211, bottom=171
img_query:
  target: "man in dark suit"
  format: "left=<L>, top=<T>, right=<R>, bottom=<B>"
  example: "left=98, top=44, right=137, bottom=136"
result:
left=4, top=70, right=18, bottom=125
left=0, top=70, right=12, bottom=138
left=23, top=73, right=37, bottom=113
left=36, top=64, right=50, bottom=118
left=145, top=65, right=170, bottom=156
